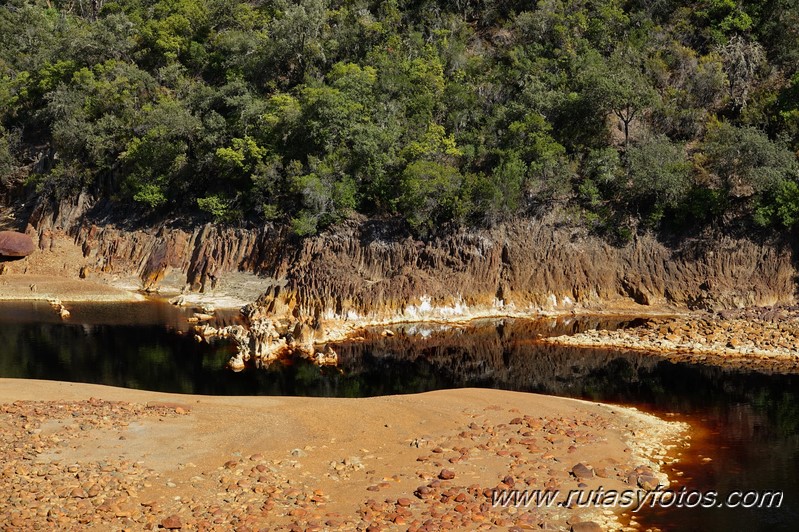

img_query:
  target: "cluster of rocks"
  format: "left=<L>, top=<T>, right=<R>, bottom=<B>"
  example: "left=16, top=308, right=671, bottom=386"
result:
left=185, top=301, right=288, bottom=370
left=174, top=410, right=674, bottom=531
left=0, top=399, right=182, bottom=530
left=544, top=308, right=799, bottom=373
left=185, top=304, right=216, bottom=324
left=715, top=305, right=799, bottom=322
left=194, top=316, right=338, bottom=371
left=0, top=397, right=684, bottom=531
left=47, top=298, right=71, bottom=319
left=343, top=410, right=679, bottom=532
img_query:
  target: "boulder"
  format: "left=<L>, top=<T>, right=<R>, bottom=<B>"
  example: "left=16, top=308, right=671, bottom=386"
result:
left=0, top=231, right=35, bottom=258
left=438, top=469, right=456, bottom=480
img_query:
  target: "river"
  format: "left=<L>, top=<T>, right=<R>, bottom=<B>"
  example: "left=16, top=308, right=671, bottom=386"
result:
left=0, top=301, right=796, bottom=531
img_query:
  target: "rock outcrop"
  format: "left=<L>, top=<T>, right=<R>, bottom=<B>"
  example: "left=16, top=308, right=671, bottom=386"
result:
left=230, top=217, right=793, bottom=367
left=248, top=216, right=796, bottom=323
left=21, top=196, right=797, bottom=316
left=543, top=308, right=799, bottom=374
left=20, top=193, right=287, bottom=296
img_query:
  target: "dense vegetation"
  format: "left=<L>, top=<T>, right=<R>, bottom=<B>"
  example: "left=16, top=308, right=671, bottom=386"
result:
left=1, top=0, right=798, bottom=238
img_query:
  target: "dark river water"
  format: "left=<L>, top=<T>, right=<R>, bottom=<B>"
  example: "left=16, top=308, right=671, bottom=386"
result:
left=0, top=301, right=796, bottom=531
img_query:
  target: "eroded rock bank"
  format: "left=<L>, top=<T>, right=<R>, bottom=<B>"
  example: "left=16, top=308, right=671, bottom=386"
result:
left=236, top=217, right=796, bottom=366
left=3, top=195, right=798, bottom=366
left=11, top=194, right=287, bottom=304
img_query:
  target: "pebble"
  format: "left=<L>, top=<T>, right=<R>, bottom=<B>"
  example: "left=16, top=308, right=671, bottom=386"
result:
left=160, top=514, right=182, bottom=529
left=637, top=474, right=660, bottom=491
left=571, top=463, right=594, bottom=479
left=438, top=469, right=456, bottom=480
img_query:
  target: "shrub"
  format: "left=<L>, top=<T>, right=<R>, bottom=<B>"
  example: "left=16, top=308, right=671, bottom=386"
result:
left=396, top=161, right=470, bottom=233
left=197, top=194, right=231, bottom=221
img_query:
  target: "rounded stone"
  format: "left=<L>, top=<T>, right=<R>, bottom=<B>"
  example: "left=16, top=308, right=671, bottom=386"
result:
left=438, top=469, right=456, bottom=480
left=0, top=231, right=35, bottom=258
left=571, top=463, right=594, bottom=479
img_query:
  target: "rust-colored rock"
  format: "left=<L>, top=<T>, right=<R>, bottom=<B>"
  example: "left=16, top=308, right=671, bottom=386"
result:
left=438, top=469, right=456, bottom=480
left=160, top=515, right=182, bottom=529
left=0, top=231, right=35, bottom=257
left=571, top=463, right=594, bottom=479
left=637, top=474, right=661, bottom=491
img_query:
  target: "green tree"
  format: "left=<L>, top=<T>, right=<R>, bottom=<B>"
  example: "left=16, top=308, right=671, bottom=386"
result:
left=718, top=35, right=765, bottom=110
left=626, top=135, right=692, bottom=224
left=289, top=155, right=357, bottom=236
left=581, top=48, right=658, bottom=148
left=701, top=122, right=797, bottom=199
left=754, top=180, right=799, bottom=228
left=694, top=0, right=753, bottom=44
left=396, top=160, right=470, bottom=233
left=471, top=152, right=526, bottom=224
left=0, top=127, right=19, bottom=190
left=266, top=0, right=328, bottom=82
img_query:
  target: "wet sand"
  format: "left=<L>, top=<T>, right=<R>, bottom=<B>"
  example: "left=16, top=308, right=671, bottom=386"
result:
left=0, top=275, right=144, bottom=303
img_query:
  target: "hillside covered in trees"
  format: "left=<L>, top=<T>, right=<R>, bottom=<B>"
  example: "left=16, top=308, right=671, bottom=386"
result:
left=0, top=0, right=798, bottom=239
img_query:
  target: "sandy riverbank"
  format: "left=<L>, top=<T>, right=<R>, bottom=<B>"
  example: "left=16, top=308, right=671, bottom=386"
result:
left=0, top=275, right=145, bottom=303
left=0, top=379, right=686, bottom=531
left=0, top=273, right=267, bottom=309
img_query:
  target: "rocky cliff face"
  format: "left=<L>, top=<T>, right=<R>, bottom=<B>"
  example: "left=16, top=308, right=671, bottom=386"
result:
left=248, top=216, right=797, bottom=323
left=5, top=195, right=795, bottom=367
left=14, top=194, right=287, bottom=297
left=8, top=195, right=798, bottom=325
